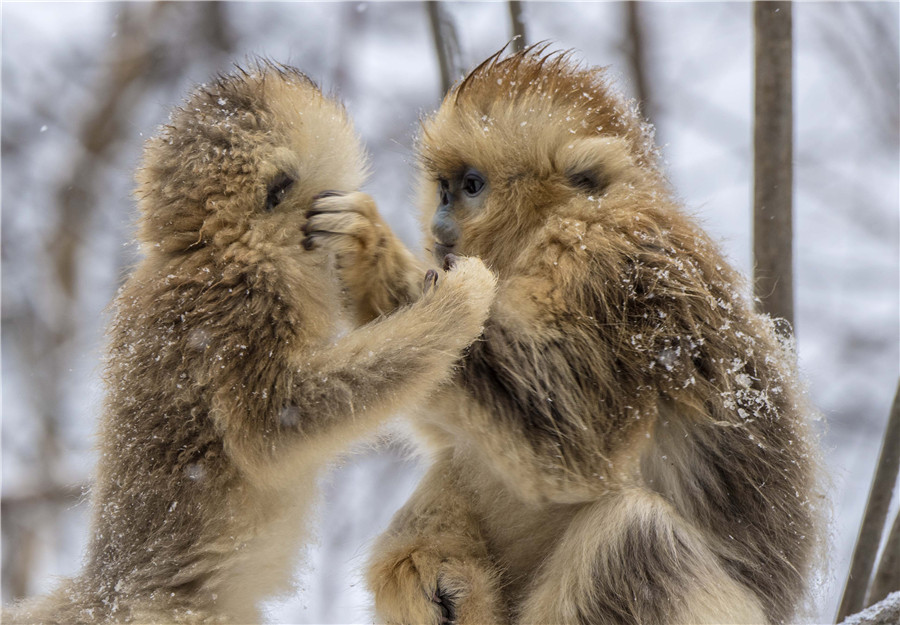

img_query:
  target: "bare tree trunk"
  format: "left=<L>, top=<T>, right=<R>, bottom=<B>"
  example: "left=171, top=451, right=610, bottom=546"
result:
left=837, top=380, right=900, bottom=620
left=753, top=1, right=794, bottom=327
left=425, top=1, right=464, bottom=96
left=508, top=1, right=526, bottom=52
left=868, top=509, right=900, bottom=607
left=624, top=1, right=653, bottom=123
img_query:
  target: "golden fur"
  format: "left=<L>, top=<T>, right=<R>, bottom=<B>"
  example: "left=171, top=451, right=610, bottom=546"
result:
left=307, top=48, right=822, bottom=624
left=4, top=63, right=497, bottom=624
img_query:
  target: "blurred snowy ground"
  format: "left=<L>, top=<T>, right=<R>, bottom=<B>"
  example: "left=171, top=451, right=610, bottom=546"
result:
left=1, top=2, right=897, bottom=623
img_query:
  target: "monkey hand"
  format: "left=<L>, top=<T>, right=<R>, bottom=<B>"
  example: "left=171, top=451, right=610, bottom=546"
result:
left=302, top=191, right=426, bottom=323
left=302, top=190, right=391, bottom=266
left=421, top=255, right=496, bottom=339
left=367, top=536, right=508, bottom=625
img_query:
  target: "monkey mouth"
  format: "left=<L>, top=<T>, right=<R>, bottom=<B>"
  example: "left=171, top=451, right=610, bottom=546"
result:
left=433, top=241, right=456, bottom=262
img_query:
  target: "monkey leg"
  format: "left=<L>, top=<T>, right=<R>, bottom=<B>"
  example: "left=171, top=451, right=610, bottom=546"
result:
left=367, top=455, right=509, bottom=625
left=517, top=488, right=766, bottom=625
left=303, top=191, right=425, bottom=324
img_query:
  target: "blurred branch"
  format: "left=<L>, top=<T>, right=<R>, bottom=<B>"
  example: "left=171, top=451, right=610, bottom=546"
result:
left=838, top=592, right=900, bottom=625
left=815, top=3, right=899, bottom=146
left=752, top=1, right=794, bottom=327
left=623, top=1, right=653, bottom=123
left=1, top=483, right=88, bottom=601
left=52, top=1, right=233, bottom=298
left=868, top=509, right=900, bottom=607
left=838, top=379, right=900, bottom=620
left=508, top=1, right=526, bottom=52
left=331, top=2, right=367, bottom=95
left=53, top=3, right=169, bottom=298
left=426, top=1, right=464, bottom=96
left=1, top=483, right=87, bottom=509
left=1, top=517, right=37, bottom=601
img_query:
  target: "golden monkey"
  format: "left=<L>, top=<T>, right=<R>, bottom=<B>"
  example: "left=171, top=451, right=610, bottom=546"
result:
left=305, top=48, right=822, bottom=624
left=3, top=62, right=497, bottom=625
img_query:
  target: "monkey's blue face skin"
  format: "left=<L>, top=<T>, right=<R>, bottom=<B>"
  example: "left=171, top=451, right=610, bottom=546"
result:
left=431, top=168, right=487, bottom=263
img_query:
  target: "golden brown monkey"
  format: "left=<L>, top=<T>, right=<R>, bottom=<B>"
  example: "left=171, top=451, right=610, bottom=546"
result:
left=305, top=48, right=822, bottom=624
left=3, top=62, right=497, bottom=625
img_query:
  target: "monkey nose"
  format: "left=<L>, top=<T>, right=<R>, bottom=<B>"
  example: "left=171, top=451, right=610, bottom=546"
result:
left=431, top=214, right=460, bottom=248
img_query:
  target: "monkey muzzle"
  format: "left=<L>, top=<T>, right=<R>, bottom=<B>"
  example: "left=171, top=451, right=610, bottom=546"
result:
left=431, top=205, right=460, bottom=263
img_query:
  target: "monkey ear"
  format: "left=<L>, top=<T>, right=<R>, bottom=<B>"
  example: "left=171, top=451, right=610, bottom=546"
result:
left=556, top=136, right=639, bottom=194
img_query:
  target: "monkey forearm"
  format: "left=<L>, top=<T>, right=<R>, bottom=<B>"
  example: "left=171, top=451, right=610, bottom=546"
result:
left=285, top=257, right=495, bottom=445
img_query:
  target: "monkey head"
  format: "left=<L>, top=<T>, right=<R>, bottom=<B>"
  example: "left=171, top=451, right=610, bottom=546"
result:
left=418, top=47, right=666, bottom=276
left=135, top=61, right=367, bottom=258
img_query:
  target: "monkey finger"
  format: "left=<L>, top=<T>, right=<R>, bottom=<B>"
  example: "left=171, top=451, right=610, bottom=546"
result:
left=312, top=190, right=345, bottom=201
left=431, top=587, right=456, bottom=624
left=442, top=253, right=460, bottom=271
left=303, top=212, right=370, bottom=239
left=310, top=191, right=380, bottom=221
left=304, top=208, right=340, bottom=220
left=424, top=269, right=439, bottom=294
left=301, top=230, right=349, bottom=252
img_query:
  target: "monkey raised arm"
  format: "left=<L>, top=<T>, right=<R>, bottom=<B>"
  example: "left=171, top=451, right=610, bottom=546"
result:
left=218, top=256, right=496, bottom=476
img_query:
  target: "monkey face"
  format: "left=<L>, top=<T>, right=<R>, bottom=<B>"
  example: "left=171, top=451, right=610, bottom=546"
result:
left=429, top=167, right=489, bottom=261
left=136, top=63, right=367, bottom=257
left=417, top=49, right=662, bottom=275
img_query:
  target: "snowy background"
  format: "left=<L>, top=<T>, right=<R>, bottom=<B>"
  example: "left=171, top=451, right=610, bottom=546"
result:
left=2, top=2, right=897, bottom=623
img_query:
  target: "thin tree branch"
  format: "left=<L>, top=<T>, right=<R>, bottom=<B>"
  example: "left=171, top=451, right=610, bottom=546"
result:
left=425, top=1, right=464, bottom=97
left=868, top=509, right=900, bottom=607
left=838, top=379, right=900, bottom=620
left=508, top=1, right=526, bottom=52
left=753, top=1, right=794, bottom=328
left=0, top=483, right=87, bottom=510
left=624, top=1, right=653, bottom=123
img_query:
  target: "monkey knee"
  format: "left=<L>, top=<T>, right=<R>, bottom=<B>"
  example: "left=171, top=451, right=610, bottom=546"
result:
left=521, top=492, right=766, bottom=625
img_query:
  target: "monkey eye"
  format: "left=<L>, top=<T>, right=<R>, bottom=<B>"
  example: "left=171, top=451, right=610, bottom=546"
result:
left=265, top=172, right=295, bottom=211
left=567, top=171, right=607, bottom=194
left=438, top=177, right=451, bottom=207
left=462, top=170, right=485, bottom=197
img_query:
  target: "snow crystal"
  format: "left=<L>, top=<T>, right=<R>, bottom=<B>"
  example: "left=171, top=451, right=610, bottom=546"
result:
left=735, top=373, right=753, bottom=388
left=656, top=347, right=680, bottom=371
left=185, top=463, right=206, bottom=482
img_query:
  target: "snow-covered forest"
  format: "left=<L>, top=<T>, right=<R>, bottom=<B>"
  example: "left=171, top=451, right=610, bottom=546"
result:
left=1, top=2, right=897, bottom=623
